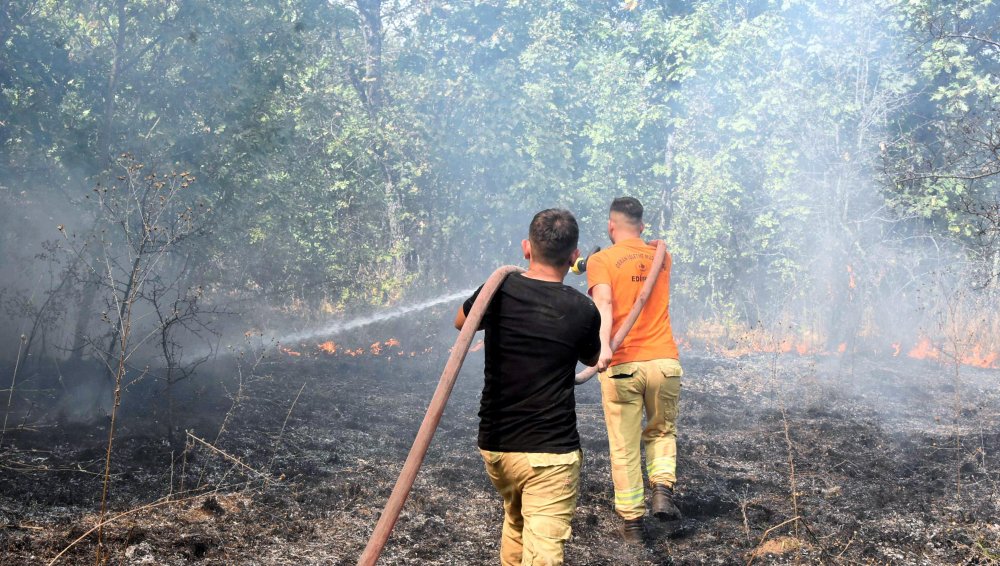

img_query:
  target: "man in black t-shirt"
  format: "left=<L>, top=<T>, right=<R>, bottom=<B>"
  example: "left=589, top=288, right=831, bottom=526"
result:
left=455, top=208, right=601, bottom=566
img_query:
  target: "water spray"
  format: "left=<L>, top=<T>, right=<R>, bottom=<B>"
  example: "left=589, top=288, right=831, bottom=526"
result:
left=277, top=288, right=477, bottom=345
left=195, top=288, right=477, bottom=360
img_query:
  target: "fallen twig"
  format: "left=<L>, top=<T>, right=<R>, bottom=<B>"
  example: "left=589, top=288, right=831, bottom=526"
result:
left=48, top=495, right=196, bottom=565
left=187, top=432, right=269, bottom=479
left=747, top=516, right=800, bottom=566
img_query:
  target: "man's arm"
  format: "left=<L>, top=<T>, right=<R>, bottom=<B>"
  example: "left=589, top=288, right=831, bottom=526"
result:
left=455, top=285, right=485, bottom=331
left=591, top=283, right=614, bottom=372
left=453, top=306, right=467, bottom=330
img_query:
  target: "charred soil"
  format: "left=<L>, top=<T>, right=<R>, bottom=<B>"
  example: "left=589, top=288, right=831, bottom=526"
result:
left=2, top=352, right=999, bottom=565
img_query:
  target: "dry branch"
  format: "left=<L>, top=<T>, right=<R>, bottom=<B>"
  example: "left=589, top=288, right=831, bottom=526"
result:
left=747, top=516, right=801, bottom=566
left=186, top=432, right=270, bottom=480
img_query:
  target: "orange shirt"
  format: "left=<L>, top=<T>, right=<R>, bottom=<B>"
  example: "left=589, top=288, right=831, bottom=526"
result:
left=586, top=237, right=679, bottom=365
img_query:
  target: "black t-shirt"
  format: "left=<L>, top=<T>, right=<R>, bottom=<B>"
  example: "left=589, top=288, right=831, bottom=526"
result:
left=463, top=273, right=601, bottom=453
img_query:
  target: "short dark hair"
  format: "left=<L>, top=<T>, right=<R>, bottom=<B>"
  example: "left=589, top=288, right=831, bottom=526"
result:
left=529, top=208, right=579, bottom=267
left=610, top=197, right=643, bottom=225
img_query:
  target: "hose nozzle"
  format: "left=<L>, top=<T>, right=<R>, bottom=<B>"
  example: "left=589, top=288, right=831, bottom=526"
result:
left=571, top=246, right=601, bottom=275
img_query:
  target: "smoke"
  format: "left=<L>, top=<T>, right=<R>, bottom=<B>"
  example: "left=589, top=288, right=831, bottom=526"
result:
left=2, top=0, right=999, bottom=418
left=259, top=287, right=477, bottom=349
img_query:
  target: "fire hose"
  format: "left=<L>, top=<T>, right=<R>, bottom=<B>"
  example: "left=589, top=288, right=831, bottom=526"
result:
left=357, top=240, right=666, bottom=564
left=356, top=264, right=524, bottom=566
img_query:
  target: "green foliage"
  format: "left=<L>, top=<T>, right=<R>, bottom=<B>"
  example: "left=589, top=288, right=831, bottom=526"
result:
left=2, top=0, right=999, bottom=334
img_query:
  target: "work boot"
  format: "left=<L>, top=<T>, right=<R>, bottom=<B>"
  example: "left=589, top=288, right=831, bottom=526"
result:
left=651, top=484, right=682, bottom=521
left=620, top=517, right=646, bottom=545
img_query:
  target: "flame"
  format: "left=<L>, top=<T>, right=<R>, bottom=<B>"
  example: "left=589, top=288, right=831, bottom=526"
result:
left=304, top=338, right=407, bottom=358
left=903, top=336, right=998, bottom=368
left=908, top=336, right=939, bottom=361
left=679, top=320, right=1000, bottom=369
left=960, top=344, right=998, bottom=368
left=274, top=325, right=1000, bottom=371
left=846, top=265, right=856, bottom=289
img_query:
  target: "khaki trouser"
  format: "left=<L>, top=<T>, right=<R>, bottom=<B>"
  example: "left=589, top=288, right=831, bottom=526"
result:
left=599, top=358, right=682, bottom=520
left=479, top=449, right=582, bottom=566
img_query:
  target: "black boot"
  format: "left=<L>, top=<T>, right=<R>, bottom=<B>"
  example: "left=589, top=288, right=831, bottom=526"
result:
left=620, top=517, right=646, bottom=545
left=651, top=484, right=681, bottom=521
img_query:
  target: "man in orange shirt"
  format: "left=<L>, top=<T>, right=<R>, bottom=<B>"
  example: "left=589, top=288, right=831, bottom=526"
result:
left=586, top=197, right=683, bottom=544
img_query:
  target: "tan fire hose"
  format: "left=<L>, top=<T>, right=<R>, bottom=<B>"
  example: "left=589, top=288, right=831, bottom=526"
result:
left=357, top=264, right=524, bottom=566
left=575, top=240, right=667, bottom=384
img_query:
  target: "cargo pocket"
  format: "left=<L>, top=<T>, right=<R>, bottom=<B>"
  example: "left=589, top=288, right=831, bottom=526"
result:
left=656, top=358, right=683, bottom=378
left=525, top=451, right=581, bottom=502
left=522, top=517, right=573, bottom=566
left=525, top=451, right=580, bottom=468
left=608, top=361, right=641, bottom=379
left=529, top=519, right=572, bottom=541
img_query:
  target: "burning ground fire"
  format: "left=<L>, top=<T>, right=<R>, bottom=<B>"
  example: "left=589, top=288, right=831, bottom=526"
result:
left=275, top=329, right=998, bottom=370
left=270, top=264, right=1000, bottom=369
left=678, top=323, right=1000, bottom=369
left=277, top=338, right=485, bottom=359
left=904, top=336, right=999, bottom=368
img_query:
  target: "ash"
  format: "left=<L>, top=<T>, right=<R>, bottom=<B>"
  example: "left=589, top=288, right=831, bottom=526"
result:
left=2, top=352, right=999, bottom=565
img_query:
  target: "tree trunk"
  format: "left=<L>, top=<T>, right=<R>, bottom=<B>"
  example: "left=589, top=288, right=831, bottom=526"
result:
left=105, top=254, right=142, bottom=380
left=97, top=0, right=127, bottom=167
left=657, top=129, right=677, bottom=235
left=70, top=268, right=100, bottom=363
left=353, top=0, right=406, bottom=285
left=356, top=0, right=383, bottom=117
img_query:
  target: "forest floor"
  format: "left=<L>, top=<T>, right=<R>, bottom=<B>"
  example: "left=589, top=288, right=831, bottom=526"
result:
left=2, top=347, right=1000, bottom=565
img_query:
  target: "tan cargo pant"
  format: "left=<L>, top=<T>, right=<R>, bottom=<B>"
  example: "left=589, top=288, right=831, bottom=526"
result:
left=479, top=449, right=582, bottom=566
left=599, top=358, right=682, bottom=520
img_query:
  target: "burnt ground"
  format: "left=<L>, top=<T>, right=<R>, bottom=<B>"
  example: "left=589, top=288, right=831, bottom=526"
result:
left=2, top=348, right=1000, bottom=565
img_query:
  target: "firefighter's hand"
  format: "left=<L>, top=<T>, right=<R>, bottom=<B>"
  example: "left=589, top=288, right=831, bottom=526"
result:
left=596, top=345, right=613, bottom=373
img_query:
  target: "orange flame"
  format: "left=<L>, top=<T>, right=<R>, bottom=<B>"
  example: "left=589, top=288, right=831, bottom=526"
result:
left=908, top=336, right=939, bottom=362
left=290, top=329, right=1000, bottom=371
left=309, top=338, right=409, bottom=358
left=960, top=345, right=998, bottom=368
